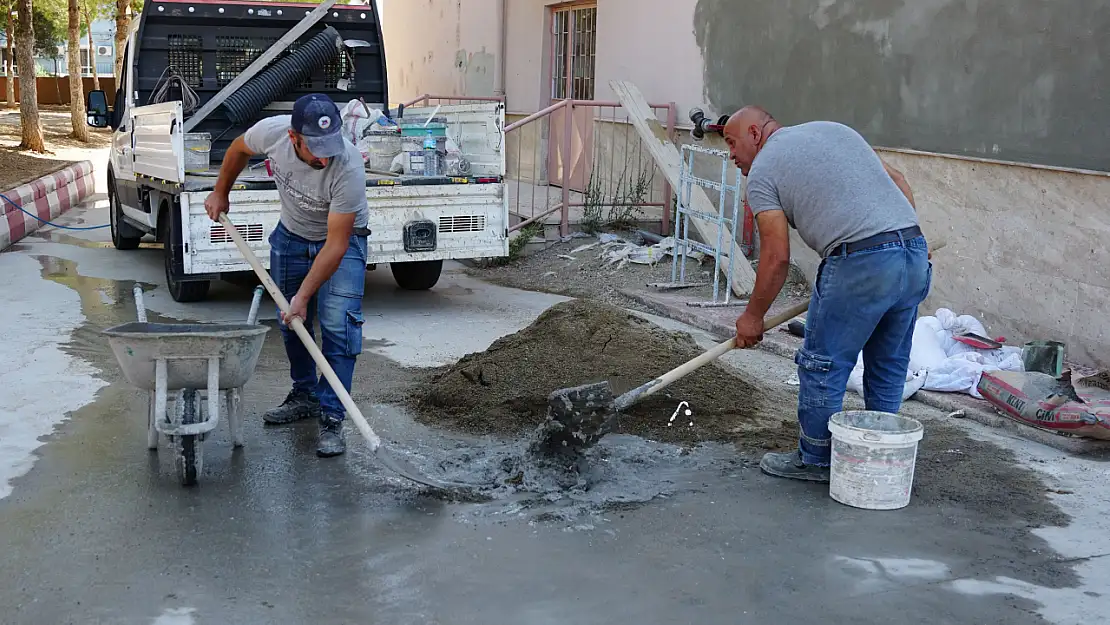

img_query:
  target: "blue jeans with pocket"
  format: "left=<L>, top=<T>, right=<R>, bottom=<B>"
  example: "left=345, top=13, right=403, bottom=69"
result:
left=269, top=221, right=368, bottom=420
left=795, top=233, right=932, bottom=466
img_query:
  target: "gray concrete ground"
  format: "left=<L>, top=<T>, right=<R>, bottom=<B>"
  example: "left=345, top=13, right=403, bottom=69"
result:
left=0, top=194, right=1108, bottom=625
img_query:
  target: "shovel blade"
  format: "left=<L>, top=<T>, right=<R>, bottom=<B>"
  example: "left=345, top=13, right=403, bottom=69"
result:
left=370, top=447, right=486, bottom=501
left=536, top=381, right=617, bottom=455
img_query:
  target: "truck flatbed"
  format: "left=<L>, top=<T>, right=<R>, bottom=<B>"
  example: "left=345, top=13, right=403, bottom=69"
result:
left=180, top=170, right=503, bottom=193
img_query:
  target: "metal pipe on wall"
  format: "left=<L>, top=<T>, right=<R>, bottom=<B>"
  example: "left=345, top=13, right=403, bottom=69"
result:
left=496, top=0, right=508, bottom=99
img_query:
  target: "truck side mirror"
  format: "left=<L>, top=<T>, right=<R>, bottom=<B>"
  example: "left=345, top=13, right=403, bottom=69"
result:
left=86, top=90, right=110, bottom=128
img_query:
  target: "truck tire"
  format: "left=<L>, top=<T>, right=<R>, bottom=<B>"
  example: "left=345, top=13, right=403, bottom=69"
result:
left=390, top=260, right=443, bottom=291
left=161, top=210, right=210, bottom=303
left=108, top=177, right=143, bottom=250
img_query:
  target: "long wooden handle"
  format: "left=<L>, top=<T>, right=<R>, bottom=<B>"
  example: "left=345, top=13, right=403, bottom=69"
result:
left=614, top=300, right=810, bottom=410
left=218, top=214, right=382, bottom=450
left=615, top=236, right=946, bottom=411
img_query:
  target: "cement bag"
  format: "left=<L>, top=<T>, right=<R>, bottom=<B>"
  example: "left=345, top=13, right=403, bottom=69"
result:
left=977, top=370, right=1110, bottom=440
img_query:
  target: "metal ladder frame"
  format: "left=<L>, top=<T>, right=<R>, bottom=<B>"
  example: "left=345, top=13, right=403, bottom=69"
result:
left=670, top=143, right=743, bottom=307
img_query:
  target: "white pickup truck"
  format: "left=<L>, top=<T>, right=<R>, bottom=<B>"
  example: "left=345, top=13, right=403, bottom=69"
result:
left=85, top=0, right=507, bottom=302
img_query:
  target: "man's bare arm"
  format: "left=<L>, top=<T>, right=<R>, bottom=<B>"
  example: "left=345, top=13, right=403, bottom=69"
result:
left=744, top=210, right=792, bottom=319
left=876, top=152, right=916, bottom=209
left=214, top=136, right=257, bottom=196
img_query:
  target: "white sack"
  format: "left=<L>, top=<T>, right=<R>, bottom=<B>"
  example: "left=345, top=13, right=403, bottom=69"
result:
left=846, top=308, right=1025, bottom=400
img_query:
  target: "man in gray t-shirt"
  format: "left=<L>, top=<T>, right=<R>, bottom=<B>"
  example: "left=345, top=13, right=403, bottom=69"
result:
left=205, top=93, right=370, bottom=458
left=723, top=106, right=932, bottom=483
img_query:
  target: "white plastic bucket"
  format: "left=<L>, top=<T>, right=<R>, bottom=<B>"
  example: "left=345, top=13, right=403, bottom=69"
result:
left=828, top=410, right=924, bottom=510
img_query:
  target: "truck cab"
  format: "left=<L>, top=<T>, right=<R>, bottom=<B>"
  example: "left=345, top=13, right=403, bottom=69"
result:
left=86, top=0, right=508, bottom=302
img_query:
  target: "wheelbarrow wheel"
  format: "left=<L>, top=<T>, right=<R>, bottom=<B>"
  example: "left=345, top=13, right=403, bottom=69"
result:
left=174, top=388, right=203, bottom=486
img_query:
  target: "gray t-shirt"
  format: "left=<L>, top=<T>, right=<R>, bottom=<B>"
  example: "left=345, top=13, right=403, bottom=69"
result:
left=745, top=121, right=918, bottom=258
left=243, top=115, right=368, bottom=241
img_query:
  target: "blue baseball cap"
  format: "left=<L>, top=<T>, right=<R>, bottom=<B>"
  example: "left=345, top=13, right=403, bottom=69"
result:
left=290, top=93, right=345, bottom=158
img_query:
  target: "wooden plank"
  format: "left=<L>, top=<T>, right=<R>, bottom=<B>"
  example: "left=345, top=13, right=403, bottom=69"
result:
left=610, top=80, right=757, bottom=297
left=182, top=0, right=339, bottom=133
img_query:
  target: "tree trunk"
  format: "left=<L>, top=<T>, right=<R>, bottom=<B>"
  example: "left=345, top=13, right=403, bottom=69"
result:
left=16, top=0, right=45, bottom=152
left=5, top=6, right=14, bottom=110
left=84, top=5, right=98, bottom=90
left=113, top=0, right=127, bottom=79
left=68, top=0, right=88, bottom=141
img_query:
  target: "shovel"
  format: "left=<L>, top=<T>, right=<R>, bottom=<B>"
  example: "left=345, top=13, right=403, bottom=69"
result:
left=540, top=300, right=811, bottom=454
left=541, top=237, right=949, bottom=454
left=217, top=214, right=470, bottom=493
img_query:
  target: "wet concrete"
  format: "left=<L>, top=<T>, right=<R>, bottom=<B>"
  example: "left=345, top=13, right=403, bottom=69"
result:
left=0, top=199, right=1107, bottom=624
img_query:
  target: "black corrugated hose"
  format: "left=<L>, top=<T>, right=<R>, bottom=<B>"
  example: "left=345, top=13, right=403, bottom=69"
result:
left=220, top=26, right=342, bottom=124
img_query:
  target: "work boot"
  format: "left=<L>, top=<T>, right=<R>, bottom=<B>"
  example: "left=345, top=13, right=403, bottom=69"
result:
left=262, top=388, right=322, bottom=425
left=760, top=450, right=830, bottom=483
left=316, top=414, right=346, bottom=458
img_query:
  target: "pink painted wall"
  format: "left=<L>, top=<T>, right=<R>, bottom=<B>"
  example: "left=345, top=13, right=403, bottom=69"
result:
left=380, top=0, right=708, bottom=118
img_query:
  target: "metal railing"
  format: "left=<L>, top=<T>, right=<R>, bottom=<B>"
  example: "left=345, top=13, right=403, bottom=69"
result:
left=504, top=98, right=676, bottom=237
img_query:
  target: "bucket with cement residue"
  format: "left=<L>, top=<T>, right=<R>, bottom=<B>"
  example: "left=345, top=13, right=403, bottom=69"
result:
left=828, top=410, right=924, bottom=510
left=364, top=129, right=402, bottom=172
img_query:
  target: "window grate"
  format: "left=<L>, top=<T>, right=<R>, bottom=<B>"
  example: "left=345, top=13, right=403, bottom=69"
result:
left=168, top=35, right=203, bottom=88
left=438, top=215, right=487, bottom=233
left=210, top=223, right=265, bottom=244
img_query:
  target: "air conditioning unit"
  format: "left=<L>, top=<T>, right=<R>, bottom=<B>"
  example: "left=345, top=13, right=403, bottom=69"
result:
left=96, top=45, right=111, bottom=57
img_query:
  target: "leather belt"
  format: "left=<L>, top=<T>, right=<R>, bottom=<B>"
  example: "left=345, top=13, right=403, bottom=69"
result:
left=832, top=225, right=922, bottom=257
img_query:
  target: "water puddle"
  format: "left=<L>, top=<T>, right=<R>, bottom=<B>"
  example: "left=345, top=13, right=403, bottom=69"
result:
left=36, top=256, right=175, bottom=363
left=31, top=229, right=161, bottom=250
left=349, top=403, right=743, bottom=531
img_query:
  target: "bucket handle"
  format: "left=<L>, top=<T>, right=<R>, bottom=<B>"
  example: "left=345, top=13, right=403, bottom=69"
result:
left=862, top=432, right=883, bottom=442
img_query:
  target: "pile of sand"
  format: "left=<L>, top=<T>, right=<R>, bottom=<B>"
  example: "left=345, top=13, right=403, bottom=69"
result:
left=408, top=299, right=797, bottom=450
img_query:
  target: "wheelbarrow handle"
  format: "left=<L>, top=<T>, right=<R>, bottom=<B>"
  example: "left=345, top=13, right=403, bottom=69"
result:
left=217, top=214, right=383, bottom=451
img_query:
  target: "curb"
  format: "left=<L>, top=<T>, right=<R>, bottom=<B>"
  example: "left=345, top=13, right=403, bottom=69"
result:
left=620, top=288, right=1110, bottom=457
left=0, top=160, right=96, bottom=252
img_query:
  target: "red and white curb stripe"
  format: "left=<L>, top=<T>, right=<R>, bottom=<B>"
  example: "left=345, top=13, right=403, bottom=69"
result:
left=0, top=160, right=96, bottom=251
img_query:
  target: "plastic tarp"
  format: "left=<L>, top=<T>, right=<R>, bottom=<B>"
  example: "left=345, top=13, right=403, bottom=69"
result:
left=847, top=308, right=1025, bottom=400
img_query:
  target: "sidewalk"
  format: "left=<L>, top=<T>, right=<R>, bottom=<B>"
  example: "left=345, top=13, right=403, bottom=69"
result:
left=622, top=287, right=1110, bottom=458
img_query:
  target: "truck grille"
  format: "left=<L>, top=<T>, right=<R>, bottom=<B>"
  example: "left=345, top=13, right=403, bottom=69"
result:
left=210, top=223, right=265, bottom=244
left=438, top=215, right=487, bottom=233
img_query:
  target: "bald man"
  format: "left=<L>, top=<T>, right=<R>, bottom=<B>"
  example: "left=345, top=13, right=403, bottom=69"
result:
left=723, top=106, right=931, bottom=483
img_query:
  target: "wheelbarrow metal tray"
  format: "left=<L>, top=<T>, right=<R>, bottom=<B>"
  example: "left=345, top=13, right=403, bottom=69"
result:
left=103, top=322, right=269, bottom=391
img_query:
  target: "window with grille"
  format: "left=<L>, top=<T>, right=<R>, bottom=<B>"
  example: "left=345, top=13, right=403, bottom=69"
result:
left=551, top=4, right=596, bottom=100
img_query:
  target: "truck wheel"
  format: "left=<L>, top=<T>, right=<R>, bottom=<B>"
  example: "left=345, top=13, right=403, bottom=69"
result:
left=390, top=260, right=443, bottom=290
left=161, top=215, right=210, bottom=303
left=108, top=178, right=142, bottom=250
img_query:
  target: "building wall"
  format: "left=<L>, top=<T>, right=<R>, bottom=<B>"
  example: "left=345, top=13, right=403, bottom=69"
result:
left=381, top=0, right=704, bottom=115
left=694, top=0, right=1110, bottom=172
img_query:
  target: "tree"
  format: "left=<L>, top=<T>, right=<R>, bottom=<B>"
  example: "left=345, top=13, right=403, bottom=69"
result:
left=16, top=0, right=44, bottom=151
left=2, top=0, right=14, bottom=109
left=67, top=0, right=86, bottom=140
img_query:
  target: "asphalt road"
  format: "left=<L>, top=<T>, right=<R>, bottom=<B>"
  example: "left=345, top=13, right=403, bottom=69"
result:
left=0, top=194, right=1107, bottom=625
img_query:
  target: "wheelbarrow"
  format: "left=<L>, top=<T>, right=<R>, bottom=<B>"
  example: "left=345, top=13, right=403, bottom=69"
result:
left=102, top=285, right=269, bottom=486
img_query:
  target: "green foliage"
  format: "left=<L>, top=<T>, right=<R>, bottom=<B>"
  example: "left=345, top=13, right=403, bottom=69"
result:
left=498, top=222, right=544, bottom=265
left=31, top=0, right=68, bottom=61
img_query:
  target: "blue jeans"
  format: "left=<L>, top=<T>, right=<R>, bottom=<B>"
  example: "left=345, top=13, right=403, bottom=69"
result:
left=795, top=233, right=932, bottom=466
left=269, top=221, right=368, bottom=420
